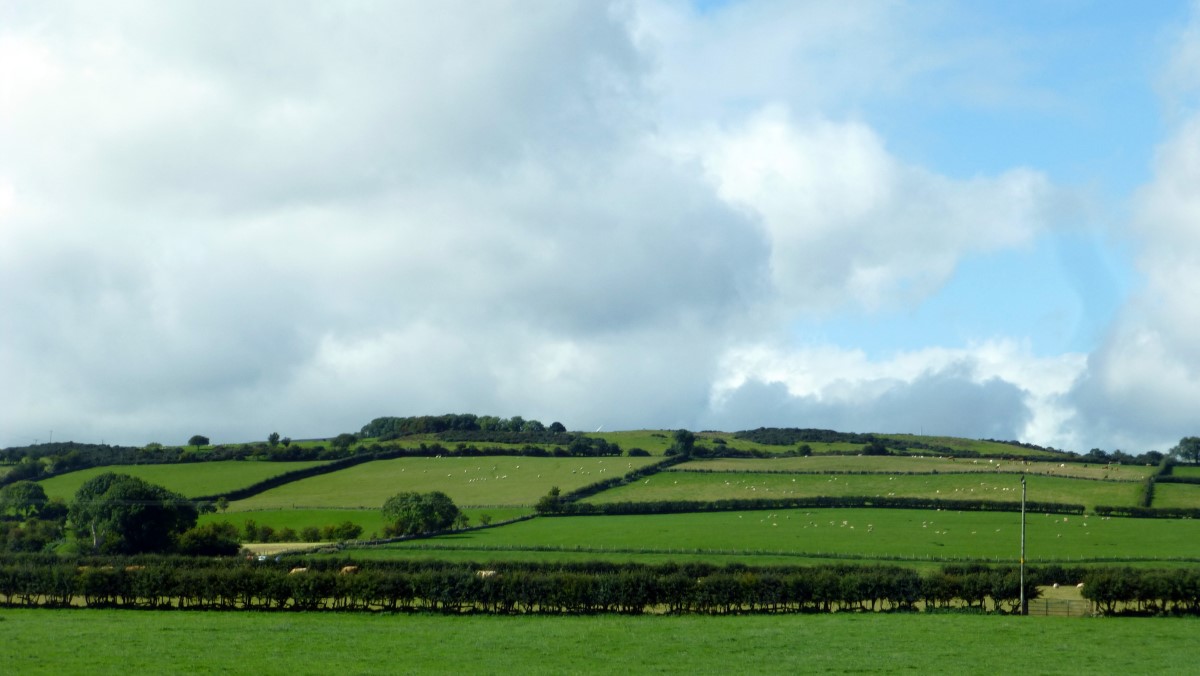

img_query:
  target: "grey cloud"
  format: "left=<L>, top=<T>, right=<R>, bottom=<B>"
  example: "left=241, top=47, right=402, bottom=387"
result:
left=704, top=366, right=1032, bottom=441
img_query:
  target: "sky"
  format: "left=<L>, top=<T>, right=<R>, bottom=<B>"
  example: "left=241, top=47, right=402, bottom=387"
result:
left=3, top=1, right=1200, bottom=453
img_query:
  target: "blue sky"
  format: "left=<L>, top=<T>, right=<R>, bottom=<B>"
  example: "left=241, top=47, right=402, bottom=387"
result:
left=3, top=1, right=1200, bottom=453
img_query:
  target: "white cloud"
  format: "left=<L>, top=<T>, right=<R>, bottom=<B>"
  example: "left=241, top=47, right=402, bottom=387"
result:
left=678, top=107, right=1053, bottom=313
left=0, top=1, right=1137, bottom=450
left=1066, top=116, right=1200, bottom=452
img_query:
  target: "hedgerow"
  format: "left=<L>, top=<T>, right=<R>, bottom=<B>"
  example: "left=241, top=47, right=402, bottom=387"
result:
left=0, top=555, right=1052, bottom=615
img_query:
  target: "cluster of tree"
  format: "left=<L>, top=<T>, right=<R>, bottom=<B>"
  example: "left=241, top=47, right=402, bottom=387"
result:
left=0, top=481, right=67, bottom=554
left=359, top=415, right=567, bottom=441
left=1081, top=567, right=1200, bottom=615
left=734, top=428, right=882, bottom=446
left=539, top=494, right=1086, bottom=517
left=0, top=473, right=228, bottom=556
left=381, top=491, right=466, bottom=537
left=68, top=473, right=202, bottom=554
left=436, top=430, right=574, bottom=445
left=0, top=557, right=1046, bottom=615
left=239, top=520, right=363, bottom=544
left=1079, top=447, right=1166, bottom=465
left=1170, top=437, right=1200, bottom=464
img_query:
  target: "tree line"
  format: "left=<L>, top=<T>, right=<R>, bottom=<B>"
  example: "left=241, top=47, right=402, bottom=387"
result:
left=0, top=556, right=1056, bottom=615
left=359, top=414, right=567, bottom=440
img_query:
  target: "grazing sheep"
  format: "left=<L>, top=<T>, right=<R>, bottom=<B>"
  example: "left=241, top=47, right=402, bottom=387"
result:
left=340, top=566, right=359, bottom=575
left=289, top=567, right=309, bottom=575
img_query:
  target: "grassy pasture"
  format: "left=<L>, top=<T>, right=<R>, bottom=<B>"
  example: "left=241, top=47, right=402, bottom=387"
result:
left=200, top=506, right=532, bottom=538
left=365, top=508, right=1200, bottom=564
left=675, top=456, right=1153, bottom=481
left=1171, top=465, right=1200, bottom=478
left=587, top=430, right=675, bottom=454
left=2, top=609, right=1196, bottom=675
left=586, top=430, right=864, bottom=456
left=583, top=471, right=1140, bottom=511
left=37, top=460, right=330, bottom=500
left=1151, top=482, right=1200, bottom=509
left=230, top=456, right=659, bottom=511
left=880, top=434, right=1067, bottom=458
left=201, top=508, right=387, bottom=537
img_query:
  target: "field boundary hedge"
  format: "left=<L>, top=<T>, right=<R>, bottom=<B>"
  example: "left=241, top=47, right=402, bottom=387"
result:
left=547, top=496, right=1086, bottom=516
left=0, top=555, right=1049, bottom=615
left=1094, top=505, right=1200, bottom=519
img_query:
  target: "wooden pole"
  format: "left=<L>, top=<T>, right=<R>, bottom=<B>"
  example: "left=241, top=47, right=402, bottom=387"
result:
left=1020, top=474, right=1027, bottom=615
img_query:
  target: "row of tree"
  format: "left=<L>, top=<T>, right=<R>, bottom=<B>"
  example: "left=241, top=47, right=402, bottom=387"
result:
left=0, top=558, right=1045, bottom=614
left=359, top=414, right=567, bottom=440
left=1081, top=567, right=1200, bottom=615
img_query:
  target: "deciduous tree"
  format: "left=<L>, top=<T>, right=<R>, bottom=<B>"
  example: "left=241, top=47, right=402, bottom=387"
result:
left=382, top=491, right=466, bottom=536
left=0, top=481, right=49, bottom=519
left=68, top=473, right=198, bottom=554
left=1171, top=437, right=1200, bottom=464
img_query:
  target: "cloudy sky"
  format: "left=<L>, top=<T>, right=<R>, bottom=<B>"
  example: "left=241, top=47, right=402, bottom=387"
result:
left=3, top=1, right=1200, bottom=453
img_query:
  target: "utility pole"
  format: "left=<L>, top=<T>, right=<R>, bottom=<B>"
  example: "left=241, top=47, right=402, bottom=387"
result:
left=1020, top=474, right=1027, bottom=615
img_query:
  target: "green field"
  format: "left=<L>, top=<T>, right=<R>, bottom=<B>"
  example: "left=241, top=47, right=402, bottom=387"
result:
left=1170, top=465, right=1200, bottom=478
left=361, top=508, right=1200, bottom=564
left=675, top=456, right=1153, bottom=481
left=1151, top=482, right=1200, bottom=509
left=879, top=434, right=1069, bottom=458
left=583, top=471, right=1139, bottom=511
left=230, top=456, right=659, bottom=511
left=200, top=506, right=532, bottom=540
left=1, top=609, right=1195, bottom=675
left=37, top=460, right=330, bottom=500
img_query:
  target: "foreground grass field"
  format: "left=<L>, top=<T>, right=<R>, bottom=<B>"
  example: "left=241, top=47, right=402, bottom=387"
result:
left=585, top=471, right=1144, bottom=511
left=1, top=609, right=1195, bottom=675
left=361, top=508, right=1200, bottom=565
left=37, top=460, right=330, bottom=500
left=230, top=456, right=659, bottom=511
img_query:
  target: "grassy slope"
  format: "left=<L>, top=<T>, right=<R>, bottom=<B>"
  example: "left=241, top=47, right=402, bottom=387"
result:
left=199, top=506, right=531, bottom=538
left=230, top=456, right=659, bottom=511
left=879, top=433, right=1069, bottom=458
left=675, top=456, right=1154, bottom=481
left=2, top=610, right=1196, bottom=675
left=37, top=461, right=330, bottom=500
left=366, top=508, right=1200, bottom=564
left=583, top=471, right=1139, bottom=511
left=1151, top=482, right=1200, bottom=509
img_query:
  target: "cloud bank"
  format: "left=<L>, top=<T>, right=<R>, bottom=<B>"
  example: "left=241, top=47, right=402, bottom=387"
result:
left=0, top=1, right=1197, bottom=452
